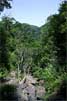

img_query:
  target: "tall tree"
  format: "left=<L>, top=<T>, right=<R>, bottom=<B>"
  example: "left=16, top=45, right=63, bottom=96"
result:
left=0, top=17, right=12, bottom=70
left=39, top=1, right=67, bottom=72
left=45, top=1, right=67, bottom=71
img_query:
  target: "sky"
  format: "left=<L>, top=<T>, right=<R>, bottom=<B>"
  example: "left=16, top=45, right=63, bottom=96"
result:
left=1, top=0, right=63, bottom=27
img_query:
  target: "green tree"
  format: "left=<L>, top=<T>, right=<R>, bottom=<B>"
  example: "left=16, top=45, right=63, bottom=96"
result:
left=47, top=1, right=67, bottom=71
left=0, top=17, right=13, bottom=74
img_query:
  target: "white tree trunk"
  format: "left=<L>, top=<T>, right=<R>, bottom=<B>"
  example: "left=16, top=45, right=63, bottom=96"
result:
left=17, top=63, right=20, bottom=83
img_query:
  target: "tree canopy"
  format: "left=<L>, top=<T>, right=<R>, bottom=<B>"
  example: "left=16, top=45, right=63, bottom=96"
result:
left=0, top=0, right=12, bottom=12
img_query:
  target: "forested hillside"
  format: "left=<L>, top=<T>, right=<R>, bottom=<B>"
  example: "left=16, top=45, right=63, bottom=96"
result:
left=0, top=1, right=67, bottom=101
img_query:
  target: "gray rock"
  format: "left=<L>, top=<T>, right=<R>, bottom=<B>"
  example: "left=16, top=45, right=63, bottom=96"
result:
left=36, top=86, right=45, bottom=98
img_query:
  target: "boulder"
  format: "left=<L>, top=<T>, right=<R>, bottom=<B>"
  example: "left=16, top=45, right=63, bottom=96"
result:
left=36, top=86, right=45, bottom=98
left=17, top=75, right=46, bottom=101
left=26, top=83, right=36, bottom=97
left=25, top=75, right=37, bottom=84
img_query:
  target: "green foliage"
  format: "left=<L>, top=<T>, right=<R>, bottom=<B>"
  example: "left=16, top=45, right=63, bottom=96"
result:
left=0, top=84, right=17, bottom=100
left=0, top=18, right=10, bottom=70
left=32, top=65, right=67, bottom=96
left=0, top=1, right=66, bottom=100
left=0, top=67, right=8, bottom=78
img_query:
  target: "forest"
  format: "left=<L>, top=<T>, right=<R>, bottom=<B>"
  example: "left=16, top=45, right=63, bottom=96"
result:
left=0, top=0, right=67, bottom=101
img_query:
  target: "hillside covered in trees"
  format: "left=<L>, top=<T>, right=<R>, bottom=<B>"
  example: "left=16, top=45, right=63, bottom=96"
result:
left=0, top=1, right=67, bottom=101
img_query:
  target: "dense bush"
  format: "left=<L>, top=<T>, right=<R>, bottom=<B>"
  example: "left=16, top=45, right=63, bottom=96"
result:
left=0, top=84, right=17, bottom=100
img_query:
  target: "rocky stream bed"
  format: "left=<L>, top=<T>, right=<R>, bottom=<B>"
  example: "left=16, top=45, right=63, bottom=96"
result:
left=0, top=74, right=45, bottom=101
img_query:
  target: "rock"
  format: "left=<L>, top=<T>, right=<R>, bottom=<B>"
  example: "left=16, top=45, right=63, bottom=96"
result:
left=26, top=84, right=36, bottom=97
left=36, top=86, right=45, bottom=98
left=17, top=75, right=37, bottom=100
left=25, top=75, right=37, bottom=84
left=10, top=71, right=16, bottom=78
left=39, top=80, right=44, bottom=85
left=17, top=74, right=46, bottom=101
left=6, top=78, right=17, bottom=85
left=18, top=83, right=36, bottom=100
left=0, top=74, right=46, bottom=101
left=17, top=85, right=28, bottom=101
